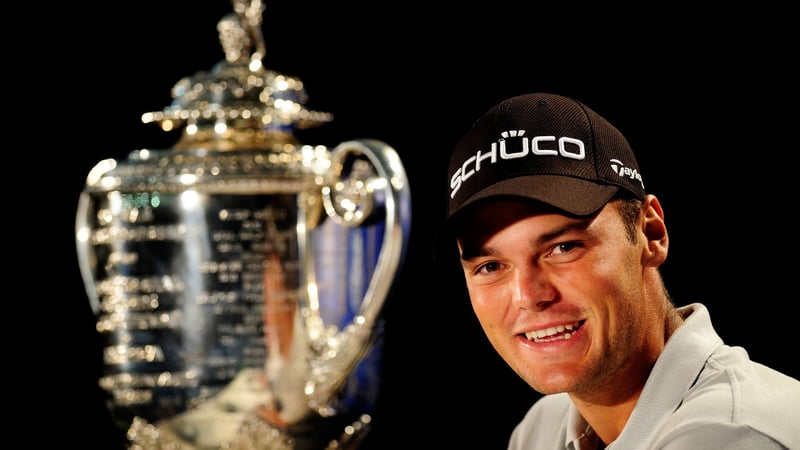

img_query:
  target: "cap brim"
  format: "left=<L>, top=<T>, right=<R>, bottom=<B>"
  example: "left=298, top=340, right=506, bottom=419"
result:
left=450, top=174, right=620, bottom=221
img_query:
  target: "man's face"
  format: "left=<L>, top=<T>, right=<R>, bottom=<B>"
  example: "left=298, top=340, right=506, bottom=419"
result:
left=456, top=198, right=658, bottom=398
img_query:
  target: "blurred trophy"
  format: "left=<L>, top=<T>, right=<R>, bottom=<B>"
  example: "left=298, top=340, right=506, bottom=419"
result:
left=75, top=1, right=411, bottom=448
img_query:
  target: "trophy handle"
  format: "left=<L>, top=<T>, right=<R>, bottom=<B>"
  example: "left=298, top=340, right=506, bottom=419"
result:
left=304, top=138, right=411, bottom=414
left=76, top=158, right=117, bottom=315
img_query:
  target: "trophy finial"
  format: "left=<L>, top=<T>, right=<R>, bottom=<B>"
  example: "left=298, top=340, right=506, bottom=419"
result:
left=141, top=0, right=332, bottom=149
left=218, top=13, right=252, bottom=65
left=226, top=0, right=266, bottom=70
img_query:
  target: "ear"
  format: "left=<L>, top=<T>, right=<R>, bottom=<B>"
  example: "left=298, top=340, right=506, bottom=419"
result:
left=642, top=194, right=668, bottom=266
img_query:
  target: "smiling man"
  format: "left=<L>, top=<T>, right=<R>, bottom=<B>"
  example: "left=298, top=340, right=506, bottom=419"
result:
left=445, top=92, right=800, bottom=449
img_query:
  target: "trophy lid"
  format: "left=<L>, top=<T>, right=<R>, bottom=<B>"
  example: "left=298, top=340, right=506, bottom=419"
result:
left=141, top=0, right=332, bottom=149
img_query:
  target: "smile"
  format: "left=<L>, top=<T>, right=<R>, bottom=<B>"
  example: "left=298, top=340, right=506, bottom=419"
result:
left=524, top=321, right=583, bottom=343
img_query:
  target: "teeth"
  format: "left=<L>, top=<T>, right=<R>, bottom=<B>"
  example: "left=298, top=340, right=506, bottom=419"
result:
left=525, top=322, right=580, bottom=342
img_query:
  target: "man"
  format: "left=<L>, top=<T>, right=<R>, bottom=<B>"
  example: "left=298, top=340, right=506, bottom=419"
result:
left=445, top=92, right=800, bottom=449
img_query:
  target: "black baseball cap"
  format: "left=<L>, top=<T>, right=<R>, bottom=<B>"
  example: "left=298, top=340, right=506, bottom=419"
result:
left=447, top=93, right=646, bottom=224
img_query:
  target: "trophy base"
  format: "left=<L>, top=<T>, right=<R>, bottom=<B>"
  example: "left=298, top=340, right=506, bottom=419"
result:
left=127, top=411, right=372, bottom=450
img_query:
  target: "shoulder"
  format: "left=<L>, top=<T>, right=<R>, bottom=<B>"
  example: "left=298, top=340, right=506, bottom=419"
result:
left=650, top=421, right=793, bottom=450
left=508, top=393, right=571, bottom=450
left=664, top=344, right=800, bottom=448
left=672, top=304, right=800, bottom=425
left=622, top=303, right=800, bottom=448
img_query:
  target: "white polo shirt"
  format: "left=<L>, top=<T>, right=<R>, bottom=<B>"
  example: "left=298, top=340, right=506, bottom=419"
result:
left=508, top=303, right=800, bottom=449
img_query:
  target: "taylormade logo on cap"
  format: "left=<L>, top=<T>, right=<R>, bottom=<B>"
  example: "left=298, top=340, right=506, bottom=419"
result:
left=446, top=93, right=646, bottom=219
left=609, top=158, right=644, bottom=187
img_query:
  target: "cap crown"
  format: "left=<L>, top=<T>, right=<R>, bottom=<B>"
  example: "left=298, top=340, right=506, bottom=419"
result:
left=447, top=93, right=645, bottom=219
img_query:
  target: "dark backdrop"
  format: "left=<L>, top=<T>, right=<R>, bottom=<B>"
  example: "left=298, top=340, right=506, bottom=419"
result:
left=40, top=2, right=796, bottom=448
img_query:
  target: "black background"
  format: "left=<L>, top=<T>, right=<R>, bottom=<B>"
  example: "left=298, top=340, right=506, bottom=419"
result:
left=37, top=2, right=797, bottom=448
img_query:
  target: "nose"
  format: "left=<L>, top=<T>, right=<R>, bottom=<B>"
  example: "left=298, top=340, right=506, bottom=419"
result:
left=510, top=265, right=556, bottom=310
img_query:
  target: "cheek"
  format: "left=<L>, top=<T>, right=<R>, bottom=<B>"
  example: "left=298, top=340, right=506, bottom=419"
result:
left=575, top=241, right=641, bottom=287
left=587, top=250, right=644, bottom=319
left=467, top=284, right=490, bottom=311
left=468, top=284, right=509, bottom=326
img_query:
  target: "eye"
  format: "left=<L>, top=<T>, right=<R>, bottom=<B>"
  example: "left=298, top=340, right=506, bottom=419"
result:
left=476, top=261, right=502, bottom=274
left=551, top=241, right=581, bottom=256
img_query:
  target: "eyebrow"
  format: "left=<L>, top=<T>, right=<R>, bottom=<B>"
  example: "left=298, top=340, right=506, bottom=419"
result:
left=459, top=217, right=592, bottom=260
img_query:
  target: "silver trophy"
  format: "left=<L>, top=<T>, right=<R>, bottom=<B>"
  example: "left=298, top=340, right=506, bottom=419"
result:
left=75, top=1, right=411, bottom=448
